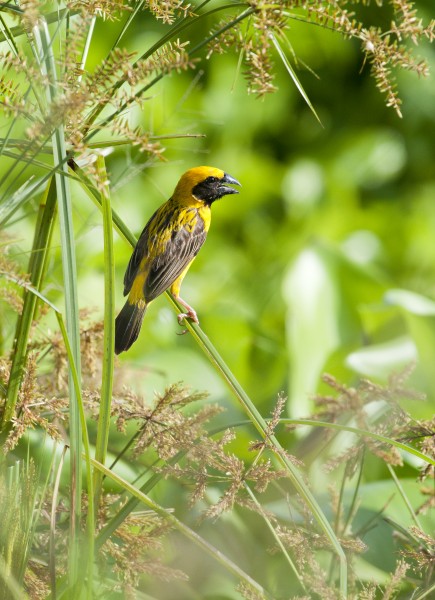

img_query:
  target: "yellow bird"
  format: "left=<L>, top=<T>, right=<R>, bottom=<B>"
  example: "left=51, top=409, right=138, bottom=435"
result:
left=115, top=166, right=241, bottom=354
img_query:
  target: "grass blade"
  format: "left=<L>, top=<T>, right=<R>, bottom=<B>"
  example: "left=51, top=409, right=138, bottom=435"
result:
left=93, top=156, right=115, bottom=510
left=286, top=419, right=435, bottom=466
left=269, top=32, right=322, bottom=126
left=55, top=313, right=94, bottom=600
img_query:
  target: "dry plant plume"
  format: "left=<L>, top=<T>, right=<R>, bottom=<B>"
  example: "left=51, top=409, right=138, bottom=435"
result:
left=0, top=0, right=432, bottom=192
left=206, top=1, right=434, bottom=113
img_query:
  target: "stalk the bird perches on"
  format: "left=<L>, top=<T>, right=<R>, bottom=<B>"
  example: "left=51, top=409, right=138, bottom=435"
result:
left=115, top=166, right=241, bottom=354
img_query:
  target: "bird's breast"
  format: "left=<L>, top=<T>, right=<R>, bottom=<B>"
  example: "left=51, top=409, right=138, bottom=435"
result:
left=196, top=206, right=211, bottom=232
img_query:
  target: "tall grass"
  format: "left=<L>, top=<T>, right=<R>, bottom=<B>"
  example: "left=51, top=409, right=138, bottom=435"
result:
left=0, top=2, right=434, bottom=598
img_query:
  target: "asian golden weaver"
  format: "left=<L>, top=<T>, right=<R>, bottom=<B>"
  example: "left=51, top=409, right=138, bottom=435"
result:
left=115, top=166, right=241, bottom=354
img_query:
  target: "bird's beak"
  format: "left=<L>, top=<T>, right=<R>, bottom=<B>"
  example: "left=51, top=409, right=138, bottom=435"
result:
left=219, top=172, right=241, bottom=196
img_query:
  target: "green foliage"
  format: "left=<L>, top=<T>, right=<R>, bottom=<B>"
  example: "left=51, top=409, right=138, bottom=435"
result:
left=0, top=1, right=435, bottom=598
left=0, top=460, right=37, bottom=600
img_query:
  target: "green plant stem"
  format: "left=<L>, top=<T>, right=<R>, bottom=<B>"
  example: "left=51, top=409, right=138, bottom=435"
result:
left=33, top=18, right=83, bottom=592
left=387, top=464, right=423, bottom=530
left=96, top=458, right=182, bottom=550
left=56, top=314, right=94, bottom=600
left=169, top=305, right=348, bottom=596
left=2, top=178, right=56, bottom=432
left=93, top=156, right=115, bottom=511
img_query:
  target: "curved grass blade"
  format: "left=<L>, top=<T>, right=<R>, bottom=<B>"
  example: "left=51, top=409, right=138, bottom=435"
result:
left=286, top=419, right=435, bottom=466
left=0, top=149, right=81, bottom=177
left=0, top=176, right=36, bottom=227
left=269, top=32, right=322, bottom=126
left=0, top=149, right=73, bottom=228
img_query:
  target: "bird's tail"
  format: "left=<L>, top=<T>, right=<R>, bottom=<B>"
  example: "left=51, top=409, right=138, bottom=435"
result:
left=115, top=301, right=147, bottom=354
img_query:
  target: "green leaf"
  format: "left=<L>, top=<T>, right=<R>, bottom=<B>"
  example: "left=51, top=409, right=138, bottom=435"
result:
left=385, top=289, right=435, bottom=397
left=385, top=289, right=435, bottom=316
left=346, top=336, right=417, bottom=379
left=283, top=247, right=340, bottom=416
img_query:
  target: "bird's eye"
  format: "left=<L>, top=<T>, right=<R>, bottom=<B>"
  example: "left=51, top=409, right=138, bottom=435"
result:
left=206, top=176, right=218, bottom=184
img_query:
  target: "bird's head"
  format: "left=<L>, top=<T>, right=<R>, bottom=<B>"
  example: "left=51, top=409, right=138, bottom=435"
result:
left=174, top=166, right=241, bottom=206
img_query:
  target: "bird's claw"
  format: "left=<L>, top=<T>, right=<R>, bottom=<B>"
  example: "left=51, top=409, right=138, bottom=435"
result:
left=176, top=311, right=199, bottom=335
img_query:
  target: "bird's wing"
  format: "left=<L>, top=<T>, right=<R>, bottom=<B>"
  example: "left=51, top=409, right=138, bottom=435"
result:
left=144, top=218, right=207, bottom=302
left=123, top=203, right=173, bottom=295
left=123, top=224, right=149, bottom=295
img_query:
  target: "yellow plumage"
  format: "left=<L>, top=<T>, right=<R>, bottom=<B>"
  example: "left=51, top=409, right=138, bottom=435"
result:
left=115, top=166, right=241, bottom=354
